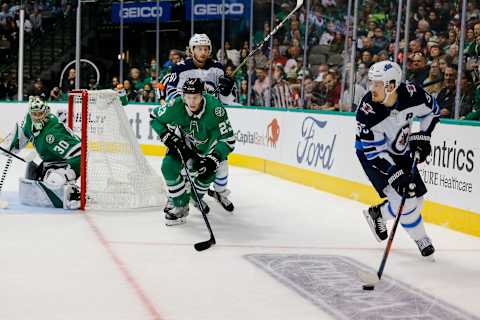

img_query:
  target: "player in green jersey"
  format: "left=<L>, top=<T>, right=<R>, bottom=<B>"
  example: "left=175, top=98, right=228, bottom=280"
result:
left=1, top=96, right=81, bottom=209
left=150, top=78, right=235, bottom=225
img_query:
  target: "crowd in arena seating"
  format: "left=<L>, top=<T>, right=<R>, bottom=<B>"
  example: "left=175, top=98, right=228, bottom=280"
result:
left=0, top=0, right=72, bottom=101
left=1, top=0, right=480, bottom=121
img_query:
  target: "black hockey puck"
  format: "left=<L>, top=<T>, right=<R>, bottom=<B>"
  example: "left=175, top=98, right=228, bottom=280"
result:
left=362, top=285, right=375, bottom=291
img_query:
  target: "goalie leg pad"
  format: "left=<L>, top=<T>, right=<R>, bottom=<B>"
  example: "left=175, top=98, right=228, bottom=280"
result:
left=19, top=178, right=80, bottom=210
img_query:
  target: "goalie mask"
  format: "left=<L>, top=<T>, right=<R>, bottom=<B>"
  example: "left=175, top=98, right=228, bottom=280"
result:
left=368, top=61, right=402, bottom=104
left=189, top=33, right=212, bottom=64
left=182, top=78, right=205, bottom=113
left=29, top=96, right=50, bottom=133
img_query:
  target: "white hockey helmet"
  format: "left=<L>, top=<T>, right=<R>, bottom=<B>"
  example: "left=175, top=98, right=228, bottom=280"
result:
left=368, top=61, right=402, bottom=102
left=29, top=96, right=50, bottom=120
left=189, top=33, right=212, bottom=55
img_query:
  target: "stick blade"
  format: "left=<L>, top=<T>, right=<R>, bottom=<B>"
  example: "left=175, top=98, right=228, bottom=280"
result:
left=194, top=238, right=215, bottom=252
left=296, top=0, right=305, bottom=8
left=357, top=270, right=380, bottom=286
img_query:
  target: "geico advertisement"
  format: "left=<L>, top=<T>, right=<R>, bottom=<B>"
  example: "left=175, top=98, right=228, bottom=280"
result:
left=419, top=123, right=479, bottom=212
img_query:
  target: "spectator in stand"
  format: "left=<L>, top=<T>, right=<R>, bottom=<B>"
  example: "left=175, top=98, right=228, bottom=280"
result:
left=438, top=55, right=452, bottom=73
left=319, top=21, right=336, bottom=45
left=159, top=49, right=182, bottom=79
left=111, top=76, right=120, bottom=89
left=355, top=63, right=369, bottom=90
left=437, top=66, right=457, bottom=118
left=272, top=47, right=288, bottom=66
left=360, top=50, right=374, bottom=68
left=123, top=79, right=137, bottom=102
left=0, top=3, right=11, bottom=26
left=314, top=64, right=329, bottom=83
left=315, top=71, right=341, bottom=110
left=49, top=86, right=63, bottom=101
left=408, top=52, right=430, bottom=85
left=423, top=60, right=443, bottom=97
left=465, top=28, right=475, bottom=48
left=30, top=7, right=43, bottom=33
left=271, top=64, right=295, bottom=108
left=428, top=11, right=442, bottom=33
left=28, top=78, right=47, bottom=97
left=372, top=27, right=388, bottom=54
left=301, top=76, right=315, bottom=109
left=285, top=19, right=304, bottom=45
left=361, top=36, right=375, bottom=56
left=252, top=65, right=271, bottom=107
left=216, top=41, right=240, bottom=66
left=459, top=73, right=475, bottom=117
left=129, top=67, right=144, bottom=91
left=137, top=83, right=154, bottom=103
left=62, top=68, right=76, bottom=93
left=448, top=43, right=459, bottom=66
left=428, top=41, right=442, bottom=62
left=238, top=79, right=249, bottom=105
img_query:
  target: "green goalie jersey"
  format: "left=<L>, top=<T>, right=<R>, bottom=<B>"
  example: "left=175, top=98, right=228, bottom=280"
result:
left=150, top=93, right=235, bottom=160
left=7, top=113, right=81, bottom=176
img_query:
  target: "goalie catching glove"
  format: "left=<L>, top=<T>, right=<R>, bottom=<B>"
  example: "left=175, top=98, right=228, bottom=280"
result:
left=408, top=132, right=431, bottom=163
left=192, top=153, right=220, bottom=179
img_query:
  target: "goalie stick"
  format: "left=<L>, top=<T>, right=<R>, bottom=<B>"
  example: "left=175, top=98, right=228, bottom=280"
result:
left=358, top=152, right=420, bottom=290
left=0, top=156, right=13, bottom=208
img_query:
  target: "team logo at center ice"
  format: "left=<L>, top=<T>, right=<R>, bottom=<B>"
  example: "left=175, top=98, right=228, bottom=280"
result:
left=46, top=134, right=55, bottom=144
left=215, top=107, right=225, bottom=118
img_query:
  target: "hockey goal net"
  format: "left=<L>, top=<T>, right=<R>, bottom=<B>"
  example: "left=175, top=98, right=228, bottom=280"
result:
left=68, top=89, right=166, bottom=210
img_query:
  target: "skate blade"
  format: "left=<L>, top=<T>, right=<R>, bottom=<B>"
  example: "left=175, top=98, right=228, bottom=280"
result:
left=423, top=254, right=436, bottom=262
left=165, top=217, right=186, bottom=226
left=362, top=210, right=383, bottom=243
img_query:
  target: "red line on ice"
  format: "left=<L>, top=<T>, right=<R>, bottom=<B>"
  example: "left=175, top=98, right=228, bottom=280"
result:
left=83, top=214, right=163, bottom=320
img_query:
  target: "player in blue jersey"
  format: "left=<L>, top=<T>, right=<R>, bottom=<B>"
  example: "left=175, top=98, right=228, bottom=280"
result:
left=355, top=61, right=440, bottom=258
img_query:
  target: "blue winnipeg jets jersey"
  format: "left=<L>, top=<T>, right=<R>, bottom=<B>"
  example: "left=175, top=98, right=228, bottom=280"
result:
left=355, top=82, right=440, bottom=174
left=161, top=58, right=235, bottom=104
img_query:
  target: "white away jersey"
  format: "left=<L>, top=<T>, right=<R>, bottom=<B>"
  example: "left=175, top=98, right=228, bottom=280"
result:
left=160, top=58, right=235, bottom=105
left=355, top=82, right=440, bottom=173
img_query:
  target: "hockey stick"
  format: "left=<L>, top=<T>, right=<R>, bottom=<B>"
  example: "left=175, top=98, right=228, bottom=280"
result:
left=359, top=152, right=420, bottom=290
left=0, top=145, right=35, bottom=163
left=175, top=129, right=216, bottom=251
left=0, top=156, right=13, bottom=208
left=231, top=0, right=304, bottom=78
left=177, top=151, right=216, bottom=251
left=212, top=0, right=304, bottom=97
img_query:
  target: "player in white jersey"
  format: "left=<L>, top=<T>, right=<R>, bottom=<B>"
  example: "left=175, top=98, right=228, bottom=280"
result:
left=160, top=34, right=236, bottom=213
left=355, top=61, right=440, bottom=258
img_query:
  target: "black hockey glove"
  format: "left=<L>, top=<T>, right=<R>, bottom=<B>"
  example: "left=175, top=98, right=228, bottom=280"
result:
left=218, top=75, right=235, bottom=96
left=408, top=132, right=431, bottom=163
left=192, top=153, right=221, bottom=179
left=160, top=131, right=193, bottom=160
left=387, top=166, right=415, bottom=196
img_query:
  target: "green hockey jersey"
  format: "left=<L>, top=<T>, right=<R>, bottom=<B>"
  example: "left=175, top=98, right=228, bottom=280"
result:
left=150, top=93, right=235, bottom=160
left=7, top=113, right=81, bottom=176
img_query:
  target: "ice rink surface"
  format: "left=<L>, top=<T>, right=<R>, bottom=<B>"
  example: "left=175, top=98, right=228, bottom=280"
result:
left=0, top=156, right=479, bottom=320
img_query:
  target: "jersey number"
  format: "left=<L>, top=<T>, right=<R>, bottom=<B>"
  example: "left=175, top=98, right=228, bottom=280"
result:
left=219, top=120, right=232, bottom=135
left=53, top=140, right=70, bottom=155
